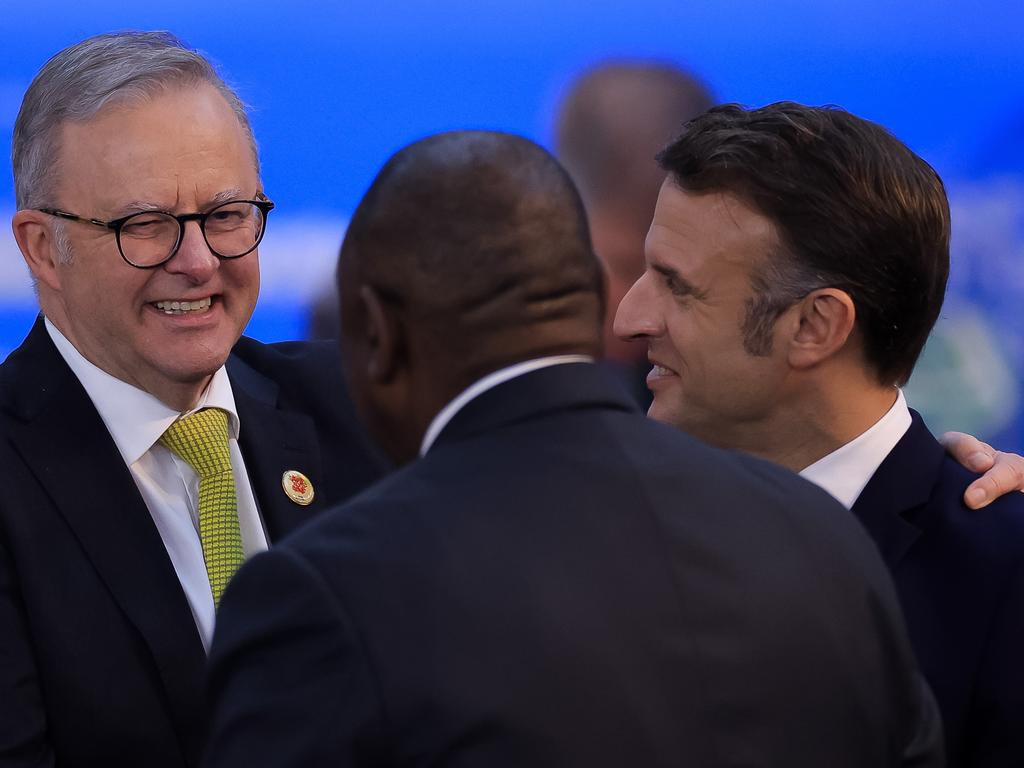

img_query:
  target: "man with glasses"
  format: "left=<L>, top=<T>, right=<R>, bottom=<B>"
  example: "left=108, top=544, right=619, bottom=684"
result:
left=0, top=31, right=381, bottom=767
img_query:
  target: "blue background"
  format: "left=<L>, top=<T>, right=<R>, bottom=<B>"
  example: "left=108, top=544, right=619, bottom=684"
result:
left=2, top=0, right=1023, bottom=447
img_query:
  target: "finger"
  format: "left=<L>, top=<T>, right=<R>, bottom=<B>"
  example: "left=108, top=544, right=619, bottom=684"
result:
left=940, top=431, right=996, bottom=472
left=963, top=451, right=1024, bottom=510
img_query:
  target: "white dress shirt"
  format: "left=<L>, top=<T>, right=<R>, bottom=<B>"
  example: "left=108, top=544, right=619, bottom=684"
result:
left=799, top=389, right=913, bottom=509
left=420, top=355, right=595, bottom=456
left=46, top=319, right=267, bottom=652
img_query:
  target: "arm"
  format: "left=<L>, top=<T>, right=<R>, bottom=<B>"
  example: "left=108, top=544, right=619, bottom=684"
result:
left=939, top=432, right=1024, bottom=509
left=204, top=547, right=386, bottom=768
left=0, top=537, right=55, bottom=767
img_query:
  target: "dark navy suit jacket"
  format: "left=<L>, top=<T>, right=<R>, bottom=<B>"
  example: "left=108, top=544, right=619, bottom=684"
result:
left=205, top=362, right=941, bottom=768
left=853, top=411, right=1024, bottom=767
left=0, top=318, right=385, bottom=768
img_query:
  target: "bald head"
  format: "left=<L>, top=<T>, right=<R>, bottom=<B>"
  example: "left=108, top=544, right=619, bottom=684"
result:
left=337, top=131, right=604, bottom=462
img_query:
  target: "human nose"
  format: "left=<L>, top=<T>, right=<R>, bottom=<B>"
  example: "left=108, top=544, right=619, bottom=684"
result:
left=164, top=220, right=218, bottom=282
left=613, top=271, right=662, bottom=342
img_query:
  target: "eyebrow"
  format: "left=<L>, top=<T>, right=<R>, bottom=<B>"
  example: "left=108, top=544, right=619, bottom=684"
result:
left=208, top=188, right=245, bottom=206
left=652, top=263, right=708, bottom=300
left=116, top=188, right=247, bottom=216
left=118, top=200, right=164, bottom=215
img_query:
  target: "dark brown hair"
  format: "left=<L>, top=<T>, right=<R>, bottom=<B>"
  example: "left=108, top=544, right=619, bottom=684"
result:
left=658, top=102, right=950, bottom=386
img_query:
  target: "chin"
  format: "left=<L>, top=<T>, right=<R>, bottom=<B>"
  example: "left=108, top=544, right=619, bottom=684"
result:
left=159, top=353, right=229, bottom=386
left=645, top=398, right=680, bottom=429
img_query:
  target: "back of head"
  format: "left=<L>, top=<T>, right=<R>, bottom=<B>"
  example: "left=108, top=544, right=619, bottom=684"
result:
left=340, top=130, right=603, bottom=372
left=658, top=102, right=950, bottom=386
left=12, top=30, right=257, bottom=210
left=555, top=60, right=714, bottom=219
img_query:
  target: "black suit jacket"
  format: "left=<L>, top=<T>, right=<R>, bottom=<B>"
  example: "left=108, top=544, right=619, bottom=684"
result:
left=0, top=318, right=385, bottom=768
left=206, top=362, right=941, bottom=768
left=853, top=411, right=1024, bottom=767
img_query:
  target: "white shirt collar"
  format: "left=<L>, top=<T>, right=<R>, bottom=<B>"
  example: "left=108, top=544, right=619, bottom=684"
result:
left=45, top=317, right=241, bottom=466
left=799, top=389, right=912, bottom=509
left=419, top=355, right=594, bottom=456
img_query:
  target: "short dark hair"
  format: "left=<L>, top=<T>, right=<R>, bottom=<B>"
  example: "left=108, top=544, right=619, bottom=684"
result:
left=657, top=102, right=950, bottom=386
left=339, top=131, right=603, bottom=351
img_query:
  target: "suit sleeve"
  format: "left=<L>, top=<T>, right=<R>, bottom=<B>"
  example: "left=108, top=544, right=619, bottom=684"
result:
left=0, top=536, right=55, bottom=767
left=203, top=547, right=386, bottom=768
left=900, top=675, right=945, bottom=768
left=968, top=556, right=1024, bottom=767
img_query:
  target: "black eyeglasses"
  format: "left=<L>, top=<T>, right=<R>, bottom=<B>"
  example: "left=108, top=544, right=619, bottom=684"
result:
left=38, top=197, right=275, bottom=269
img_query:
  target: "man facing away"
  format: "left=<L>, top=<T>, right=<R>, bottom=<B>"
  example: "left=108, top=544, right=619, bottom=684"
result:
left=615, top=102, right=1024, bottom=766
left=205, top=130, right=943, bottom=767
left=0, top=32, right=382, bottom=767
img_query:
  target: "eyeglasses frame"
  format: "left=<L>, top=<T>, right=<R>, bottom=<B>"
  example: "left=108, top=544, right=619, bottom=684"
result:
left=36, top=196, right=275, bottom=269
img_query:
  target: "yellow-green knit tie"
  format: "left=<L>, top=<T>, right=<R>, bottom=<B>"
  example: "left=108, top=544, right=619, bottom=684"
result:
left=159, top=407, right=244, bottom=607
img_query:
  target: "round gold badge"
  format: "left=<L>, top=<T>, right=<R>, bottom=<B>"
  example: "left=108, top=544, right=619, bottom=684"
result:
left=281, top=470, right=315, bottom=506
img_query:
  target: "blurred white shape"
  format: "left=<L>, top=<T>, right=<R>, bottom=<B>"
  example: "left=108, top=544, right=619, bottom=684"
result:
left=905, top=176, right=1024, bottom=440
left=244, top=215, right=348, bottom=303
left=0, top=213, right=33, bottom=300
left=0, top=210, right=349, bottom=304
left=906, top=302, right=1019, bottom=438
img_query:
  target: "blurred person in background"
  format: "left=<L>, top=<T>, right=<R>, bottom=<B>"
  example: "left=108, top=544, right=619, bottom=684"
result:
left=615, top=102, right=1024, bottom=767
left=555, top=60, right=714, bottom=405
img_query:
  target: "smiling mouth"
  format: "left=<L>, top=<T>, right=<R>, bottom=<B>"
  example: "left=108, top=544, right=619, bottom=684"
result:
left=152, top=297, right=213, bottom=315
left=648, top=356, right=678, bottom=377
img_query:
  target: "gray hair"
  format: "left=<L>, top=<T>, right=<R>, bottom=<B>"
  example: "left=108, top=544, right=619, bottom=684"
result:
left=742, top=250, right=839, bottom=356
left=12, top=30, right=259, bottom=210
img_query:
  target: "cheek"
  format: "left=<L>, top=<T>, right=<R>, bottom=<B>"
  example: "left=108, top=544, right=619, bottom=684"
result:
left=221, top=259, right=261, bottom=311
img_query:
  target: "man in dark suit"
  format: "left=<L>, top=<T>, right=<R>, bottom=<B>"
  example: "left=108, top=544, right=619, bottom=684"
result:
left=205, top=130, right=943, bottom=767
left=0, top=32, right=381, bottom=767
left=615, top=102, right=1024, bottom=766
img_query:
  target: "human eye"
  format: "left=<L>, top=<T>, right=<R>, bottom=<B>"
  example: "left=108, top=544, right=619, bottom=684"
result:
left=207, top=202, right=251, bottom=229
left=654, top=266, right=694, bottom=300
left=121, top=213, right=173, bottom=239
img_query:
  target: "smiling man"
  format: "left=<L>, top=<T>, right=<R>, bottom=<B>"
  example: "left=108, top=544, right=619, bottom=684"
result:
left=615, top=102, right=1024, bottom=766
left=0, top=32, right=382, bottom=767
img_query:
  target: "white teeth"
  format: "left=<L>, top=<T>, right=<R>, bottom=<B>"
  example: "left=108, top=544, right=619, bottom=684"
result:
left=652, top=365, right=673, bottom=376
left=154, top=297, right=212, bottom=314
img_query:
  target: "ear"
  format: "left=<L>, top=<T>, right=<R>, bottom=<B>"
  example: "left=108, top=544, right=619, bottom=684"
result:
left=12, top=209, right=62, bottom=291
left=360, top=284, right=404, bottom=384
left=787, top=288, right=856, bottom=370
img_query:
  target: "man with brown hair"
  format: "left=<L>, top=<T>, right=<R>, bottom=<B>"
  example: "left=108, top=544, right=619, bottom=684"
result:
left=616, top=102, right=1024, bottom=765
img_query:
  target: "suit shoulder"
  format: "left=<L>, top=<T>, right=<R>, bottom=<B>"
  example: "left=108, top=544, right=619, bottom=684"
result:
left=229, top=337, right=348, bottom=404
left=929, top=454, right=1024, bottom=555
left=231, top=337, right=341, bottom=377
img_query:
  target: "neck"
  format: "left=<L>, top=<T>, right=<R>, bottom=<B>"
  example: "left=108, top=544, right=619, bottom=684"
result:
left=753, top=373, right=899, bottom=473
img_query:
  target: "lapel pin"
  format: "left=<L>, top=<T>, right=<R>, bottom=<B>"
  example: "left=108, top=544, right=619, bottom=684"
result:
left=282, top=470, right=315, bottom=506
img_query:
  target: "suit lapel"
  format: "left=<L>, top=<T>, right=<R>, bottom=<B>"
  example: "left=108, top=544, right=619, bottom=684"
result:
left=227, top=354, right=325, bottom=542
left=2, top=319, right=207, bottom=760
left=851, top=411, right=944, bottom=570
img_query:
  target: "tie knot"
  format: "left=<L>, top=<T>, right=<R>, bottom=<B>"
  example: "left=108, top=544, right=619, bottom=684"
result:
left=159, top=407, right=233, bottom=479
